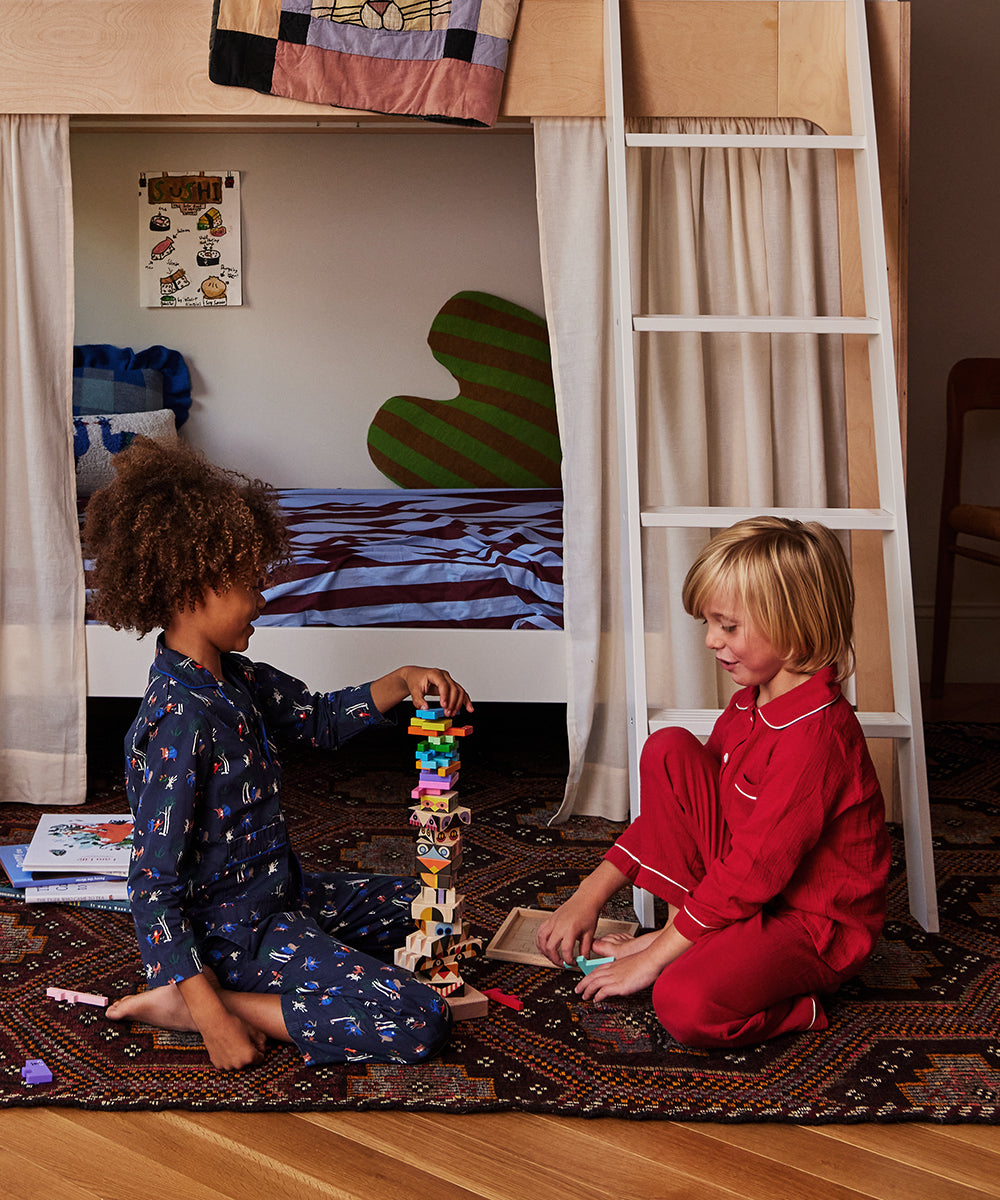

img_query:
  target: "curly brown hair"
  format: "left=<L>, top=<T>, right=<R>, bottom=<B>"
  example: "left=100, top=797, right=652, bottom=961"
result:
left=83, top=436, right=290, bottom=636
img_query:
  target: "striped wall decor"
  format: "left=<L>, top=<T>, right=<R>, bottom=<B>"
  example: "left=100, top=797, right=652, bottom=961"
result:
left=368, top=291, right=561, bottom=488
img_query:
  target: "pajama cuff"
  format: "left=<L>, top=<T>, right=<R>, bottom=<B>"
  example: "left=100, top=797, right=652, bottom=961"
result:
left=604, top=843, right=691, bottom=911
left=671, top=905, right=719, bottom=942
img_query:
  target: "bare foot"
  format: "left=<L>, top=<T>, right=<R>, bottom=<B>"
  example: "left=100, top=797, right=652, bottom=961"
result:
left=592, top=929, right=662, bottom=959
left=106, top=984, right=195, bottom=1032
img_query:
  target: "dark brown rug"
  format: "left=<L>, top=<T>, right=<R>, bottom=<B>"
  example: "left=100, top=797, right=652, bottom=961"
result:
left=2, top=704, right=999, bottom=1122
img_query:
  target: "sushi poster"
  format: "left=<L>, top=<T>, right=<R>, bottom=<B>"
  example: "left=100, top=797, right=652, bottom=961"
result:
left=139, top=169, right=243, bottom=308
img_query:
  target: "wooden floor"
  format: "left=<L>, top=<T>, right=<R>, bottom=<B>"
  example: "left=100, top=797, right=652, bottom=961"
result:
left=5, top=685, right=999, bottom=1200
left=5, top=1106, right=1000, bottom=1199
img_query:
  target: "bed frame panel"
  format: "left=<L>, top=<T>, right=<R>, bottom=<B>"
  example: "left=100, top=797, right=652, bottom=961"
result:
left=1, top=0, right=908, bottom=714
left=85, top=624, right=568, bottom=702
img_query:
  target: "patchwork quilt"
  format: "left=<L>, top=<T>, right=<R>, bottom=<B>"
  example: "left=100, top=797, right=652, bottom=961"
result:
left=209, top=0, right=522, bottom=126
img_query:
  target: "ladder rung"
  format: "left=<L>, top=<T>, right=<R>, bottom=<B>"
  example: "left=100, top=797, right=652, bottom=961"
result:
left=625, top=134, right=866, bottom=151
left=649, top=709, right=914, bottom=739
left=639, top=506, right=896, bottom=531
left=633, top=315, right=880, bottom=335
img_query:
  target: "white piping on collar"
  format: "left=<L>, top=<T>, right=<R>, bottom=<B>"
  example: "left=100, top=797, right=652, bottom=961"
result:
left=760, top=695, right=839, bottom=730
left=733, top=690, right=839, bottom=729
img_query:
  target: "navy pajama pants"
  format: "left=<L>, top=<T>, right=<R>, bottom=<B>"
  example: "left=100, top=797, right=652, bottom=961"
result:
left=203, top=872, right=452, bottom=1067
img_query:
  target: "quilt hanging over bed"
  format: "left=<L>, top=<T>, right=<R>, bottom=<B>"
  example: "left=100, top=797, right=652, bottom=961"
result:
left=209, top=0, right=522, bottom=127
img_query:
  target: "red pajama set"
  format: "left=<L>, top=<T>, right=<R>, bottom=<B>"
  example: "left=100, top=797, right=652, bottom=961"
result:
left=605, top=667, right=891, bottom=1048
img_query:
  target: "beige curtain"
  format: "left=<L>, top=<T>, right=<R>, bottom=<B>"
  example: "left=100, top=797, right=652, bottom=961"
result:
left=535, top=117, right=848, bottom=821
left=0, top=115, right=87, bottom=805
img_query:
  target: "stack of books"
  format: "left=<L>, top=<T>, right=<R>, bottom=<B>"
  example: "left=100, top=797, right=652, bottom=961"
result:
left=0, top=813, right=133, bottom=912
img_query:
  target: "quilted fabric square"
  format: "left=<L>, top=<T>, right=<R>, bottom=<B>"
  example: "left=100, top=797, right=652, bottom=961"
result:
left=209, top=0, right=521, bottom=126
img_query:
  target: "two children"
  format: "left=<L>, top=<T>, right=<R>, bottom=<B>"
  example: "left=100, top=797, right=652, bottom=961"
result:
left=88, top=437, right=888, bottom=1065
left=537, top=516, right=891, bottom=1048
left=85, top=437, right=470, bottom=1070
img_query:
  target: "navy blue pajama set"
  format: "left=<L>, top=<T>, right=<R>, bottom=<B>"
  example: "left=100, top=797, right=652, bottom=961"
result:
left=124, top=637, right=451, bottom=1066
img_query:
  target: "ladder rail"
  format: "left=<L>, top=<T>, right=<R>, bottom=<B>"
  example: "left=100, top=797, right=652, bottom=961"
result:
left=603, top=0, right=937, bottom=932
left=843, top=0, right=936, bottom=929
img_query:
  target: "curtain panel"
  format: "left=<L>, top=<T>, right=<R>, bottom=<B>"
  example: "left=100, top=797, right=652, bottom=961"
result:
left=535, top=117, right=848, bottom=822
left=0, top=115, right=86, bottom=805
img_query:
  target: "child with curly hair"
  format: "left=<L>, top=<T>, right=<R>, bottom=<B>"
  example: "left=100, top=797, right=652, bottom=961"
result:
left=84, top=436, right=471, bottom=1071
left=537, top=517, right=891, bottom=1048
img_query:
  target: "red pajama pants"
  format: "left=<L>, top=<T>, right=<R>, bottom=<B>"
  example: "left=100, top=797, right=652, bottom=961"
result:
left=605, top=727, right=849, bottom=1049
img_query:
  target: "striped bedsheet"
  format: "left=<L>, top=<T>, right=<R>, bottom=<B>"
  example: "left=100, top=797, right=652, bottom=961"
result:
left=258, top=487, right=563, bottom=630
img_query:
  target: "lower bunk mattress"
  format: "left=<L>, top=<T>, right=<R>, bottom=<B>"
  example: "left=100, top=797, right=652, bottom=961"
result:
left=86, top=487, right=563, bottom=632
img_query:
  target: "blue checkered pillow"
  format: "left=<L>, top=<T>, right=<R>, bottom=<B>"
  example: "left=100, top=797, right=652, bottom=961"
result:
left=72, top=367, right=164, bottom=417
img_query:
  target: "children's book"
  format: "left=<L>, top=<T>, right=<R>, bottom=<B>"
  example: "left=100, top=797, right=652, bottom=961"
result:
left=27, top=879, right=130, bottom=903
left=21, top=814, right=134, bottom=876
left=0, top=843, right=122, bottom=888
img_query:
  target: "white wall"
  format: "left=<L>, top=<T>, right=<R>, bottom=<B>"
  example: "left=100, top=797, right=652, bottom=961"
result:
left=908, top=0, right=1000, bottom=684
left=71, top=130, right=544, bottom=489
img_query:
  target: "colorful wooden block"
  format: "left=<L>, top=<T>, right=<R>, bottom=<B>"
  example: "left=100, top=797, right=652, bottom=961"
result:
left=408, top=804, right=471, bottom=830
left=446, top=984, right=489, bottom=1020
left=412, top=896, right=465, bottom=924
left=21, top=1059, right=52, bottom=1085
left=419, top=866, right=460, bottom=889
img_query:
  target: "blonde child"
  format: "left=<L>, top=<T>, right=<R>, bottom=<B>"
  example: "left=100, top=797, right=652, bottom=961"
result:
left=84, top=437, right=472, bottom=1071
left=537, top=517, right=891, bottom=1047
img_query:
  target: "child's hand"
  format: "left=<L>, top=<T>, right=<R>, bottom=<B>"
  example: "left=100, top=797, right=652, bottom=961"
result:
left=575, top=925, right=693, bottom=1003
left=379, top=665, right=473, bottom=719
left=536, top=897, right=600, bottom=967
left=574, top=947, right=664, bottom=1002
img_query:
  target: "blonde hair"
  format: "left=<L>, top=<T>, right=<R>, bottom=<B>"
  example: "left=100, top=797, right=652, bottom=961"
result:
left=681, top=516, right=855, bottom=680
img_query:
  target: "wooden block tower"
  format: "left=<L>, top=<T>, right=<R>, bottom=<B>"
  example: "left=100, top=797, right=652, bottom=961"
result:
left=395, top=707, right=484, bottom=1010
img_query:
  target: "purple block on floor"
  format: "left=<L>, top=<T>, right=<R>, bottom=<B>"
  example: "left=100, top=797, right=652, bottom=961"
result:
left=21, top=1059, right=52, bottom=1085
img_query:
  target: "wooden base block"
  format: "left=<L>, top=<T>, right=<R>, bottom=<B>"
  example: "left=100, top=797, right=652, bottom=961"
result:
left=446, top=984, right=489, bottom=1021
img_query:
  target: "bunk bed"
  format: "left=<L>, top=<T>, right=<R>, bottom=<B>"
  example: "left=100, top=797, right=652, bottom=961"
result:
left=0, top=0, right=910, bottom=792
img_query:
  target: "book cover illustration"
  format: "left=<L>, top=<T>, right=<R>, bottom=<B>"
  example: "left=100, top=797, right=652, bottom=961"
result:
left=22, top=815, right=134, bottom=876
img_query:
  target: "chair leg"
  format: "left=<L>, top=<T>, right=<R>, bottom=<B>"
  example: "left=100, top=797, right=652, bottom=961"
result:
left=930, top=527, right=958, bottom=699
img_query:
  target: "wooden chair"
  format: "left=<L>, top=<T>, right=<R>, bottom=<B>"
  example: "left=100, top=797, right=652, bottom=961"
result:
left=930, top=358, right=1000, bottom=697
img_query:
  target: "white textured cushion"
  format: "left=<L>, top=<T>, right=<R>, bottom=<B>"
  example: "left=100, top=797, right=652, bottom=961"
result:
left=73, top=408, right=178, bottom=498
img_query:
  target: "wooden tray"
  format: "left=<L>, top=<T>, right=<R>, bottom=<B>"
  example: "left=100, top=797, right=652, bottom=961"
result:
left=484, top=906, right=639, bottom=968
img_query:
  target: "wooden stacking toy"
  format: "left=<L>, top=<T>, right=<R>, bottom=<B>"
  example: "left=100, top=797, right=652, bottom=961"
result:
left=395, top=707, right=486, bottom=1017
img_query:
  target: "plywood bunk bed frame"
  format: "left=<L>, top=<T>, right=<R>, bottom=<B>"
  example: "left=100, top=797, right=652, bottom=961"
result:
left=1, top=0, right=909, bottom=720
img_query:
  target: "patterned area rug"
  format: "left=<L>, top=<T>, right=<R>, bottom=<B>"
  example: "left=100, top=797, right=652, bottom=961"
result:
left=2, top=707, right=1000, bottom=1123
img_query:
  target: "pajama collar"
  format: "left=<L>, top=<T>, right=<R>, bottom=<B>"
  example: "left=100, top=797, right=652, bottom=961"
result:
left=733, top=666, right=842, bottom=730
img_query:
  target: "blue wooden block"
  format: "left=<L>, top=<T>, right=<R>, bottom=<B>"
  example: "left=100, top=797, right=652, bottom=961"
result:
left=575, top=954, right=615, bottom=974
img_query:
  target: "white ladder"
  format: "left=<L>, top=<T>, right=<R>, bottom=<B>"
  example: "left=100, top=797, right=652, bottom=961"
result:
left=604, top=0, right=938, bottom=933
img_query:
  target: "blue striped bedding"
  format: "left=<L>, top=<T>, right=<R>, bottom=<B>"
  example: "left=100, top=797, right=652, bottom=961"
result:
left=257, top=488, right=563, bottom=630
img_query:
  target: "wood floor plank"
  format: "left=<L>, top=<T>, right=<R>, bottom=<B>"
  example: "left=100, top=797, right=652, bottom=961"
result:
left=299, top=1110, right=743, bottom=1199
left=690, top=1122, right=1000, bottom=1200
left=811, top=1123, right=1000, bottom=1195
left=1, top=1137, right=105, bottom=1200
left=927, top=1125, right=1000, bottom=1154
left=42, top=1109, right=336, bottom=1200
left=533, top=1116, right=879, bottom=1200
left=177, top=1109, right=493, bottom=1200
left=4, top=1108, right=237, bottom=1200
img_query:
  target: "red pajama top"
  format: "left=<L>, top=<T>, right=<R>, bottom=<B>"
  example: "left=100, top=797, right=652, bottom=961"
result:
left=661, top=669, right=890, bottom=971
